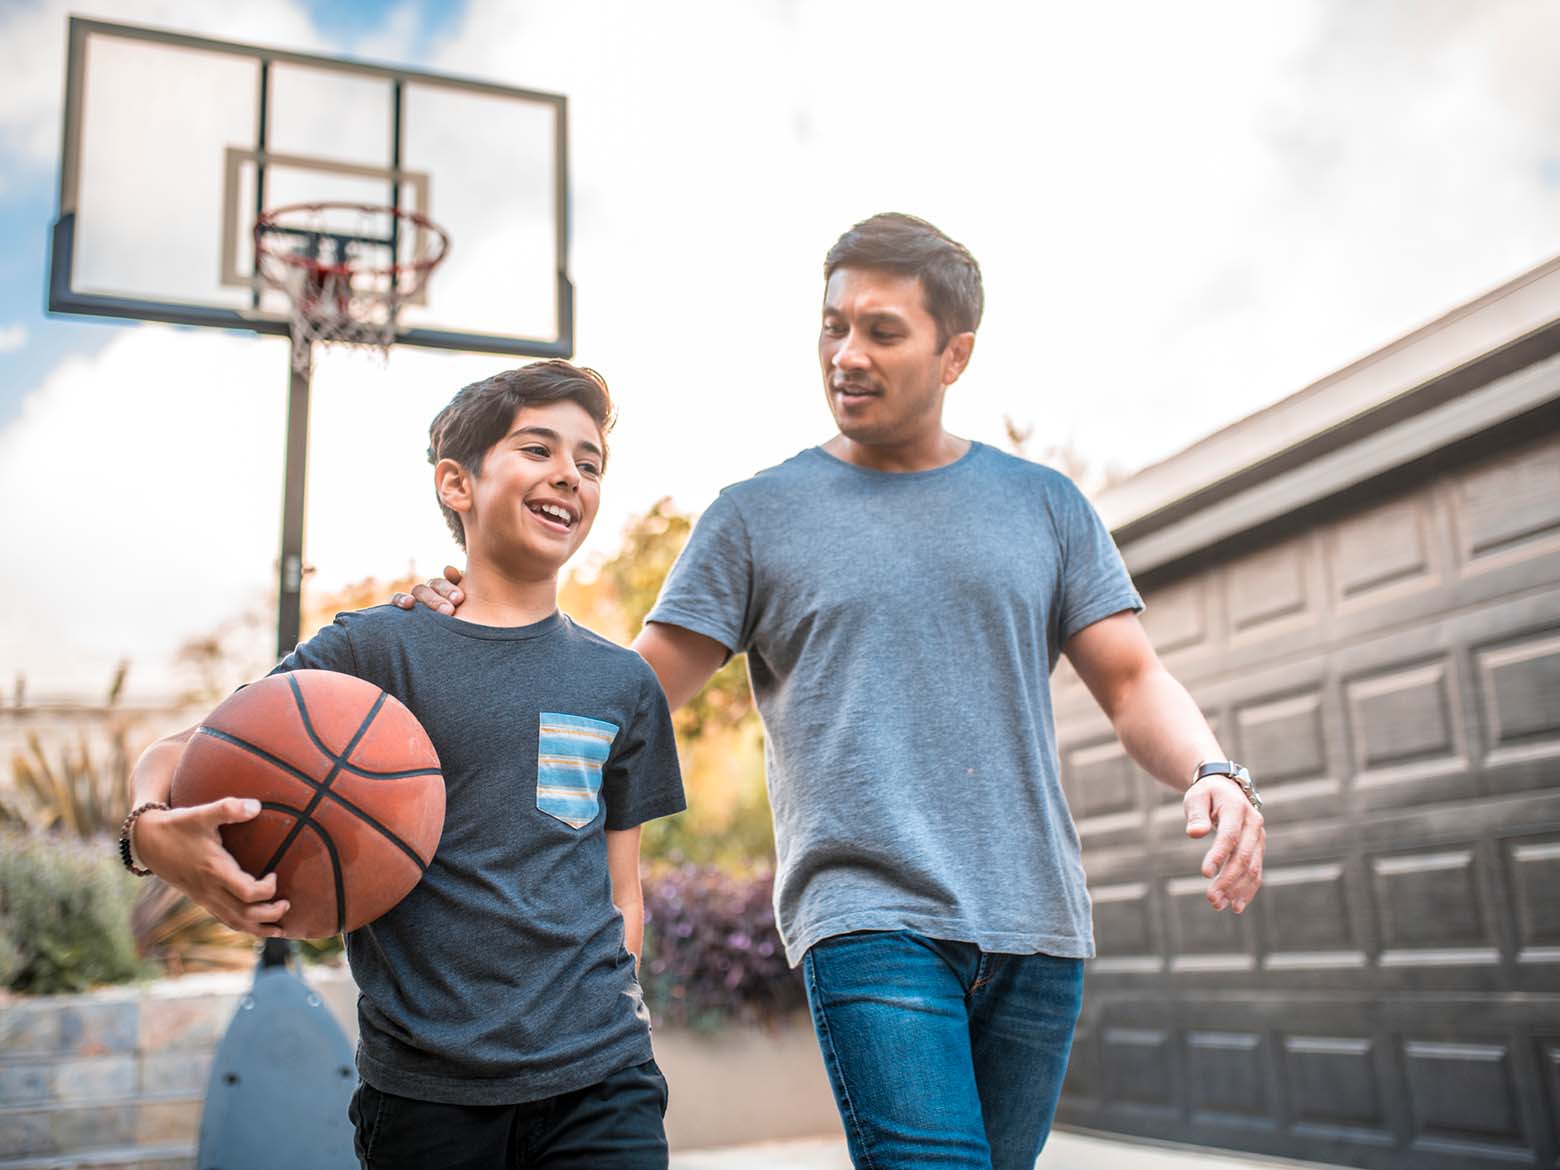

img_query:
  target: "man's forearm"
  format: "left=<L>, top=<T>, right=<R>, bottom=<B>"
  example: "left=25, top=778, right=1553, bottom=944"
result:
left=1107, top=665, right=1222, bottom=791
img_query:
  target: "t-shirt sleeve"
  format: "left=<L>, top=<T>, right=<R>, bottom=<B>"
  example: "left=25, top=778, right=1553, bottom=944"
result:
left=644, top=491, right=754, bottom=657
left=1055, top=477, right=1144, bottom=644
left=267, top=614, right=361, bottom=677
left=600, top=665, right=687, bottom=831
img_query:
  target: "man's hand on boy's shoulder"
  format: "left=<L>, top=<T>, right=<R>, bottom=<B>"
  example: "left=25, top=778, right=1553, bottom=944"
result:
left=391, top=565, right=464, bottom=615
left=135, top=801, right=292, bottom=938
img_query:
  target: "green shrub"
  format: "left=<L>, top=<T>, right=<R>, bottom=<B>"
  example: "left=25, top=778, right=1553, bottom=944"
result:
left=0, top=829, right=144, bottom=993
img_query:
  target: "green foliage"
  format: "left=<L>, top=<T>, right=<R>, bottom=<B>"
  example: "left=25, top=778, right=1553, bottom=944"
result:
left=0, top=829, right=144, bottom=993
left=4, top=662, right=260, bottom=980
left=641, top=779, right=776, bottom=872
left=2, top=661, right=132, bottom=837
left=593, top=498, right=755, bottom=740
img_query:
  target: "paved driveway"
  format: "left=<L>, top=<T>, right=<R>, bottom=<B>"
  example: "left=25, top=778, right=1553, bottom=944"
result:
left=670, top=1129, right=1347, bottom=1170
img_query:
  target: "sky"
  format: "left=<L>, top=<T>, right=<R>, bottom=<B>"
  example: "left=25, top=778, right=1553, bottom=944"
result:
left=2, top=0, right=1558, bottom=701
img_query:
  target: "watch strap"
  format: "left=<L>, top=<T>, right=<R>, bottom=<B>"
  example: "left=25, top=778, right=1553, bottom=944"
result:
left=1192, top=761, right=1262, bottom=813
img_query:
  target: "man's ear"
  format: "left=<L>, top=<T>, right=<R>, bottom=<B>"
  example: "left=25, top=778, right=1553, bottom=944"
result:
left=435, top=458, right=473, bottom=518
left=941, top=331, right=975, bottom=386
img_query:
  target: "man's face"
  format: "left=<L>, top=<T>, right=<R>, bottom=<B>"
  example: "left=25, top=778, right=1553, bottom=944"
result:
left=818, top=267, right=967, bottom=447
left=459, top=399, right=603, bottom=576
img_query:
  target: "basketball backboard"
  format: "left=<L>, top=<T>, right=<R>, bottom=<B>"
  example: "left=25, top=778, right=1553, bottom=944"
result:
left=49, top=17, right=571, bottom=357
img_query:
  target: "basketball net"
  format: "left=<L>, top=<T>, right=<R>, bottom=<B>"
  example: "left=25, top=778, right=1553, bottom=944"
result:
left=255, top=202, right=450, bottom=374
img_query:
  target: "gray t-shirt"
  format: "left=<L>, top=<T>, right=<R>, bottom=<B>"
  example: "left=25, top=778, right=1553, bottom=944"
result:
left=647, top=442, right=1140, bottom=965
left=272, top=605, right=684, bottom=1105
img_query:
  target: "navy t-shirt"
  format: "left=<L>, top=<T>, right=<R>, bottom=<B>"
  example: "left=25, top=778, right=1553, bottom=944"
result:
left=271, top=604, right=685, bottom=1105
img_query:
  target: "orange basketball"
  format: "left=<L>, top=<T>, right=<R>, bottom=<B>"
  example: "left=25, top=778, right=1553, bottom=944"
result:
left=171, top=669, right=445, bottom=939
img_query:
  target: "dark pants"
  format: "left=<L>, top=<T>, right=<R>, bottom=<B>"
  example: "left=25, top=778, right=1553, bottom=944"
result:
left=803, top=930, right=1084, bottom=1170
left=348, top=1059, right=669, bottom=1170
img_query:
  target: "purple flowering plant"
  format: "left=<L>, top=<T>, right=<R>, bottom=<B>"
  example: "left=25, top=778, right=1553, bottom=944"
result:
left=641, top=863, right=806, bottom=1030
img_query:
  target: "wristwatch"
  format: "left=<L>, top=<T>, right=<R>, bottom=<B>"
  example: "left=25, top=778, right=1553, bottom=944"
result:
left=117, top=802, right=170, bottom=876
left=1191, top=760, right=1262, bottom=813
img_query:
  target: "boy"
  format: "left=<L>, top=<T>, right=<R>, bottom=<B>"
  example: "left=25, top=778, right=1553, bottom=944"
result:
left=122, top=361, right=685, bottom=1169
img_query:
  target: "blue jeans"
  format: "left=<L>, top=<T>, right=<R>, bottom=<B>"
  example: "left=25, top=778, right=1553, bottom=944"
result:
left=802, top=930, right=1083, bottom=1170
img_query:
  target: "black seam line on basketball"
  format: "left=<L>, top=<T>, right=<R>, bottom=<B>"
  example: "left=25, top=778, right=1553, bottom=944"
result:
left=281, top=673, right=440, bottom=780
left=257, top=683, right=390, bottom=876
left=195, top=726, right=429, bottom=876
left=258, top=802, right=348, bottom=936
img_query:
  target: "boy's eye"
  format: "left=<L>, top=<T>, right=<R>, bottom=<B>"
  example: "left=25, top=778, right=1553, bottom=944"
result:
left=822, top=321, right=846, bottom=336
left=520, top=444, right=549, bottom=457
left=578, top=462, right=601, bottom=478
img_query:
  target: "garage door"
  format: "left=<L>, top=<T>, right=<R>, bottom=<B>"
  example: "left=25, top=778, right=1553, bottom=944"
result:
left=1053, top=427, right=1560, bottom=1169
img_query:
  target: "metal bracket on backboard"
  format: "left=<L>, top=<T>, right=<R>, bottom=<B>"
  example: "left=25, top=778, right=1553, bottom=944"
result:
left=220, top=147, right=435, bottom=310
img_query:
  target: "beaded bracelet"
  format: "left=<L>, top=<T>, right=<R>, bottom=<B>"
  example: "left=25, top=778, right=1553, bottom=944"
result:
left=117, top=801, right=171, bottom=876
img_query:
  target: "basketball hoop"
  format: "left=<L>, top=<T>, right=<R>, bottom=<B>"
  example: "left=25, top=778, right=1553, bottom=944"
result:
left=255, top=201, right=450, bottom=371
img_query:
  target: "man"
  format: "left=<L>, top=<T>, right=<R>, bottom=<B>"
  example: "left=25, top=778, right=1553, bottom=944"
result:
left=404, top=213, right=1265, bottom=1169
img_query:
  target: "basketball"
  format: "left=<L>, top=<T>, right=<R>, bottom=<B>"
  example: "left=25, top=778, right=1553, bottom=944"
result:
left=170, top=670, right=445, bottom=939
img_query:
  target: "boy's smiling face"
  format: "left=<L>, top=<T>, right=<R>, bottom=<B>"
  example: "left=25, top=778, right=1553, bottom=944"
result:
left=454, top=399, right=604, bottom=576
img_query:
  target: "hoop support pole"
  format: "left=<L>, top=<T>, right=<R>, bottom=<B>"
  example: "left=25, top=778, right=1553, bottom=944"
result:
left=276, top=336, right=311, bottom=657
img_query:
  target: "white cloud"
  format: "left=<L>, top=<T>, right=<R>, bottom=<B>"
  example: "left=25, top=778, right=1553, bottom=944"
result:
left=0, top=0, right=325, bottom=183
left=0, top=324, right=27, bottom=353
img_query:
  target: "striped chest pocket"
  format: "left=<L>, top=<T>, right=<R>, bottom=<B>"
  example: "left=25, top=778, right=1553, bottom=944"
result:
left=537, top=712, right=620, bottom=829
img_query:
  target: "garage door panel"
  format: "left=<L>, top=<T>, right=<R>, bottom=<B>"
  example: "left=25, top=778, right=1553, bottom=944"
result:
left=1329, top=493, right=1443, bottom=610
left=1101, top=1025, right=1178, bottom=1115
left=1256, top=861, right=1365, bottom=964
left=1284, top=1033, right=1394, bottom=1143
left=1505, top=833, right=1560, bottom=969
left=1448, top=436, right=1560, bottom=568
left=1165, top=874, right=1257, bottom=974
left=1345, top=657, right=1476, bottom=811
left=1140, top=575, right=1213, bottom=657
left=1186, top=1029, right=1279, bottom=1130
left=1369, top=847, right=1498, bottom=959
left=1401, top=1040, right=1532, bottom=1163
left=1476, top=628, right=1560, bottom=796
left=1538, top=1037, right=1560, bottom=1159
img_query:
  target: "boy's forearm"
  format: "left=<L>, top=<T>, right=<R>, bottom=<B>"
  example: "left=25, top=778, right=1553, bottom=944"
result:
left=606, top=826, right=645, bottom=964
left=616, top=894, right=645, bottom=964
left=131, top=729, right=195, bottom=807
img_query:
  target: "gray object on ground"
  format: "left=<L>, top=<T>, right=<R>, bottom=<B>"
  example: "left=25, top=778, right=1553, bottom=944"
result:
left=196, top=940, right=357, bottom=1170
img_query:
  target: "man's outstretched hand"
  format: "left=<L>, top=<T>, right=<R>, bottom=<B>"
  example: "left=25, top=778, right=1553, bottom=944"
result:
left=1184, top=775, right=1265, bottom=914
left=392, top=565, right=465, bottom=615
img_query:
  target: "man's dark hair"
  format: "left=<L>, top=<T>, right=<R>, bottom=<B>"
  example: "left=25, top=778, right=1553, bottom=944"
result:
left=823, top=212, right=984, bottom=349
left=427, top=360, right=615, bottom=549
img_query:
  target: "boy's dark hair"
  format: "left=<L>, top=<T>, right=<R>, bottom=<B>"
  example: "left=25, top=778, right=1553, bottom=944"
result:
left=428, top=360, right=615, bottom=549
left=824, top=212, right=984, bottom=350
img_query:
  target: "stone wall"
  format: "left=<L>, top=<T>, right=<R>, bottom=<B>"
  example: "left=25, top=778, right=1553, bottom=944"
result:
left=0, top=967, right=357, bottom=1170
left=0, top=967, right=838, bottom=1167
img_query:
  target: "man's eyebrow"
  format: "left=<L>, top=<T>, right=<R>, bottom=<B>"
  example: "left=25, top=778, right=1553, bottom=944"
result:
left=821, top=307, right=909, bottom=326
left=507, top=424, right=604, bottom=460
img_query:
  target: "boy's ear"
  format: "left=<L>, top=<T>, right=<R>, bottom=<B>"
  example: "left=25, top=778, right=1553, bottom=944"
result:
left=435, top=458, right=473, bottom=517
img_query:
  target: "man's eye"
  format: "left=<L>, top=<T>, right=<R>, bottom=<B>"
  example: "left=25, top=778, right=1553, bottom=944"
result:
left=873, top=331, right=900, bottom=342
left=822, top=322, right=846, bottom=336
